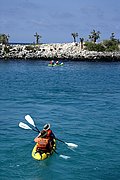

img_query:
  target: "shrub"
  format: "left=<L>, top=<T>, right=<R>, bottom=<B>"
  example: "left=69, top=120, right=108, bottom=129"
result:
left=85, top=42, right=105, bottom=52
left=102, top=39, right=119, bottom=52
left=4, top=46, right=10, bottom=53
left=25, top=45, right=34, bottom=51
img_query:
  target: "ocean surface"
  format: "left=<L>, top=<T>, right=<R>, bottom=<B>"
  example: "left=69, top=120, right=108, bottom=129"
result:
left=0, top=59, right=120, bottom=180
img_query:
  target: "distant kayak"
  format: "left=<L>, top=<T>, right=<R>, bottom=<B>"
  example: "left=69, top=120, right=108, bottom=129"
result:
left=48, top=62, right=64, bottom=67
left=32, top=139, right=56, bottom=161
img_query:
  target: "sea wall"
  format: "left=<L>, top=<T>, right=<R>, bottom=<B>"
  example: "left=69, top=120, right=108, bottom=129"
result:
left=0, top=43, right=120, bottom=61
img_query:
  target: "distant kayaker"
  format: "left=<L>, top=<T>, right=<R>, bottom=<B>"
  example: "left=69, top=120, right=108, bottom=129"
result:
left=56, top=60, right=59, bottom=65
left=50, top=60, right=54, bottom=65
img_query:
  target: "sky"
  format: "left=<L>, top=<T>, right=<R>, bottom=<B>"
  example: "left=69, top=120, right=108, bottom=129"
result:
left=0, top=0, right=120, bottom=43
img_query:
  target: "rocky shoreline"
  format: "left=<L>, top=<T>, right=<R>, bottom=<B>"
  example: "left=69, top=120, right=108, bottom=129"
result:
left=1, top=43, right=120, bottom=61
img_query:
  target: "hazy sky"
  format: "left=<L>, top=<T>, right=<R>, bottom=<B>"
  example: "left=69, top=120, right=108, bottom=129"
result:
left=0, top=0, right=120, bottom=43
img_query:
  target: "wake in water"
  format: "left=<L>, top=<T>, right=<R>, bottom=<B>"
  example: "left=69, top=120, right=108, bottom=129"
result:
left=68, top=147, right=76, bottom=152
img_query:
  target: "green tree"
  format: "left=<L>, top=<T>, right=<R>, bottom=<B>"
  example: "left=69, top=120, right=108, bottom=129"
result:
left=89, top=29, right=100, bottom=43
left=85, top=41, right=105, bottom=52
left=71, top=32, right=78, bottom=43
left=0, top=34, right=9, bottom=44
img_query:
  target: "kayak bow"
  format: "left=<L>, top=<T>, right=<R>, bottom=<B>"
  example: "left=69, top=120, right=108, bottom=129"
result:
left=32, top=139, right=56, bottom=161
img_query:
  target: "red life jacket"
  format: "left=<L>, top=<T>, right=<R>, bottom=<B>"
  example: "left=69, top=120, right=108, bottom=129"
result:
left=37, top=137, right=50, bottom=150
left=46, top=129, right=52, bottom=138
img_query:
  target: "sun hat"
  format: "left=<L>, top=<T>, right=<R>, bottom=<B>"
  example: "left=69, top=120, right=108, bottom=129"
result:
left=43, top=123, right=50, bottom=131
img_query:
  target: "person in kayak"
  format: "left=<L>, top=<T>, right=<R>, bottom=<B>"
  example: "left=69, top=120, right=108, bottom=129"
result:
left=55, top=60, right=59, bottom=65
left=34, top=124, right=55, bottom=155
left=43, top=123, right=55, bottom=139
left=49, top=60, right=54, bottom=65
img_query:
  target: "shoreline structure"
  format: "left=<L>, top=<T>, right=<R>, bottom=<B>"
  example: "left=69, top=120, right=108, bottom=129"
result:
left=1, top=43, right=120, bottom=61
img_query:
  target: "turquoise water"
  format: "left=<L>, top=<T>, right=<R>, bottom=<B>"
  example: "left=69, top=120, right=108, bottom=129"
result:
left=0, top=60, right=120, bottom=180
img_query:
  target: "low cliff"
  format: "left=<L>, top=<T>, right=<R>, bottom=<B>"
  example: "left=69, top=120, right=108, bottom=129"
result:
left=0, top=43, right=120, bottom=61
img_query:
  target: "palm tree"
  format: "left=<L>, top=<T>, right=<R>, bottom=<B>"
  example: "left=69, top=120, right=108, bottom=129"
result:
left=34, top=32, right=42, bottom=44
left=110, top=32, right=115, bottom=41
left=80, top=38, right=84, bottom=49
left=71, top=32, right=78, bottom=43
left=89, top=29, right=100, bottom=43
left=110, top=32, right=119, bottom=43
left=6, top=34, right=10, bottom=44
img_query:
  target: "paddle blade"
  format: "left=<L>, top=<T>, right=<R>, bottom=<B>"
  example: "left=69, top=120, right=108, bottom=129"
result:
left=25, top=115, right=35, bottom=127
left=19, top=122, right=32, bottom=130
left=59, top=155, right=71, bottom=159
left=65, top=142, right=78, bottom=148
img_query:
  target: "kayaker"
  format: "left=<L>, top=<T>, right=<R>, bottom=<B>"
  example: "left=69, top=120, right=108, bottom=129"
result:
left=35, top=123, right=55, bottom=138
left=56, top=60, right=59, bottom=65
left=50, top=60, right=54, bottom=65
left=43, top=123, right=55, bottom=139
left=34, top=124, right=55, bottom=155
left=34, top=136, right=52, bottom=154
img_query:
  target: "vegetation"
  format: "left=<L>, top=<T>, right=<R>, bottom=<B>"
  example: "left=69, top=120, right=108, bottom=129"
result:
left=0, top=31, right=120, bottom=53
left=34, top=32, right=42, bottom=44
left=85, top=39, right=119, bottom=52
left=25, top=45, right=35, bottom=51
left=4, top=46, right=10, bottom=53
left=70, top=30, right=119, bottom=52
left=110, top=32, right=116, bottom=41
left=71, top=33, right=78, bottom=43
left=0, top=34, right=9, bottom=45
left=80, top=38, right=84, bottom=49
left=89, top=29, right=100, bottom=43
left=102, top=39, right=119, bottom=52
left=102, top=32, right=119, bottom=52
left=85, top=42, right=105, bottom=52
left=84, top=31, right=119, bottom=52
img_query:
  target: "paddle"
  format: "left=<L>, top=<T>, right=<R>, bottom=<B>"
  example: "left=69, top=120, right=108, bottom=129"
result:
left=55, top=138, right=78, bottom=148
left=25, top=115, right=40, bottom=132
left=25, top=114, right=78, bottom=149
left=19, top=122, right=38, bottom=132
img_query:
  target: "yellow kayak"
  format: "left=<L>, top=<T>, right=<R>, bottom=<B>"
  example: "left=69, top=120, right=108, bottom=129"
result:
left=32, top=139, right=56, bottom=161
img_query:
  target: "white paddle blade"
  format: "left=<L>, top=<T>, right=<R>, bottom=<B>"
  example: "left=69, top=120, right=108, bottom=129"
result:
left=65, top=142, right=78, bottom=148
left=25, top=115, right=35, bottom=127
left=19, top=122, right=32, bottom=130
left=59, top=155, right=71, bottom=159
